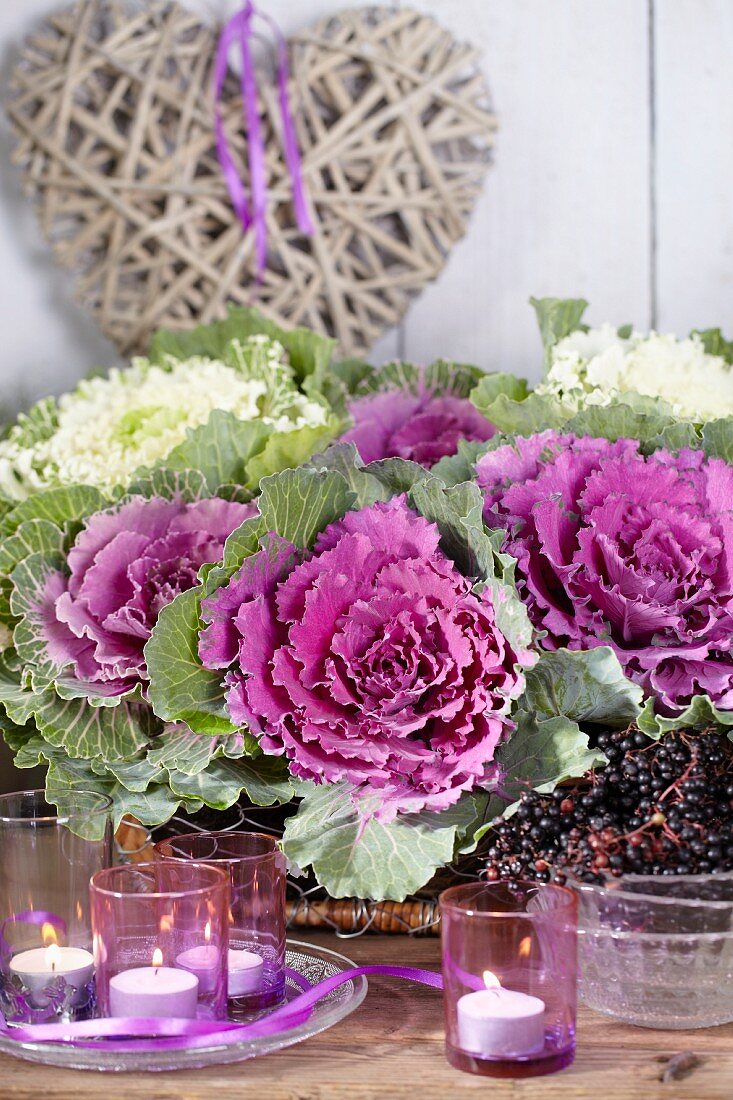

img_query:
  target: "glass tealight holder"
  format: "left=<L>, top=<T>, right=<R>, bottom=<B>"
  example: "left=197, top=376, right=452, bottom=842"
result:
left=155, top=831, right=286, bottom=1014
left=0, top=789, right=113, bottom=1024
left=90, top=862, right=229, bottom=1021
left=440, top=881, right=578, bottom=1078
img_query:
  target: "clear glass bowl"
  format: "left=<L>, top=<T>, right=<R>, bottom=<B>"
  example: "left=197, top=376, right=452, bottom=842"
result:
left=574, top=873, right=733, bottom=1029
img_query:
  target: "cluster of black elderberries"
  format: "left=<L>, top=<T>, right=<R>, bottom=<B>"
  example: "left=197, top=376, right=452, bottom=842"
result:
left=484, top=728, right=733, bottom=885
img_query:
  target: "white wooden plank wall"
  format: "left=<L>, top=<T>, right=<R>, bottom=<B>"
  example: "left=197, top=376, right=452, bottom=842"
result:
left=402, top=0, right=652, bottom=373
left=654, top=0, right=733, bottom=334
left=0, top=0, right=730, bottom=412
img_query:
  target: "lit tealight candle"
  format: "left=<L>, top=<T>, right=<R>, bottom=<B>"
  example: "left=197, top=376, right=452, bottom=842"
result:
left=108, top=948, right=199, bottom=1019
left=9, top=943, right=94, bottom=1005
left=227, top=949, right=264, bottom=997
left=456, top=970, right=545, bottom=1058
left=176, top=945, right=264, bottom=997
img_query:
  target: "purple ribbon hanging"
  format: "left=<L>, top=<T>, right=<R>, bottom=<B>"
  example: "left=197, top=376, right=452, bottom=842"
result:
left=213, top=2, right=314, bottom=281
left=0, top=964, right=443, bottom=1054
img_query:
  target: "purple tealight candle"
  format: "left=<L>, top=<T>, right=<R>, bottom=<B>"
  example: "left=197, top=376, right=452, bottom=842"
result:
left=109, top=948, right=199, bottom=1019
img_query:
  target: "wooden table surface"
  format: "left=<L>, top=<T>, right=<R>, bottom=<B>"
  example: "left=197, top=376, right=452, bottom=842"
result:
left=1, top=931, right=732, bottom=1100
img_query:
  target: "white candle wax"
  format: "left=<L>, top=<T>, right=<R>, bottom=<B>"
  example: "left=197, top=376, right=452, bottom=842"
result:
left=176, top=945, right=264, bottom=997
left=9, top=945, right=94, bottom=1004
left=228, top=949, right=264, bottom=997
left=109, top=962, right=199, bottom=1019
left=457, top=973, right=545, bottom=1058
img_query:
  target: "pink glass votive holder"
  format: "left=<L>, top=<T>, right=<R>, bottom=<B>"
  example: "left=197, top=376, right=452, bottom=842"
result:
left=155, top=830, right=286, bottom=1013
left=90, top=862, right=229, bottom=1021
left=440, top=881, right=578, bottom=1078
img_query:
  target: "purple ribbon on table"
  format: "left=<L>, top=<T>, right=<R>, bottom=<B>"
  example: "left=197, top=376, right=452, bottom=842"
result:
left=0, top=965, right=443, bottom=1054
left=213, top=1, right=314, bottom=280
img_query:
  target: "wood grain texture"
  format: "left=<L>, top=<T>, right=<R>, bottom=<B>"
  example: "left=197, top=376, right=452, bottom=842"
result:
left=1, top=932, right=731, bottom=1100
left=654, top=0, right=733, bottom=334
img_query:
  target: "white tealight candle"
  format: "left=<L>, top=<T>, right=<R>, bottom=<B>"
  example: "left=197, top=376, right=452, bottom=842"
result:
left=109, top=948, right=199, bottom=1019
left=228, top=949, right=264, bottom=997
left=175, top=944, right=220, bottom=994
left=9, top=944, right=94, bottom=1005
left=457, top=971, right=545, bottom=1058
left=176, top=945, right=264, bottom=997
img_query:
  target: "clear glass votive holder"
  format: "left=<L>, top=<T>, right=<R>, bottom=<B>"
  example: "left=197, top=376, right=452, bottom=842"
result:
left=0, top=789, right=113, bottom=1024
left=155, top=830, right=286, bottom=1014
left=90, top=861, right=229, bottom=1021
left=440, top=881, right=578, bottom=1078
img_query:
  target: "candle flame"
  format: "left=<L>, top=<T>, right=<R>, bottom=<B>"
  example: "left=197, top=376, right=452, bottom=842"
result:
left=482, top=970, right=501, bottom=990
left=204, top=921, right=211, bottom=944
left=518, top=936, right=532, bottom=959
left=41, top=922, right=58, bottom=947
left=152, top=948, right=163, bottom=969
left=159, top=914, right=173, bottom=934
left=45, top=943, right=62, bottom=972
left=75, top=901, right=83, bottom=922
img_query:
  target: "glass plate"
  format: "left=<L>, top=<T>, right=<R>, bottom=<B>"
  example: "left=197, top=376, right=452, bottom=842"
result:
left=0, top=940, right=368, bottom=1072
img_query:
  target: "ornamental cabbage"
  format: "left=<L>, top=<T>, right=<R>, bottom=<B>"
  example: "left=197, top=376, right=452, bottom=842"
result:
left=342, top=388, right=494, bottom=466
left=0, top=336, right=329, bottom=499
left=477, top=432, right=733, bottom=714
left=199, top=496, right=532, bottom=818
left=17, top=494, right=253, bottom=698
left=535, top=322, right=733, bottom=424
left=337, top=359, right=495, bottom=467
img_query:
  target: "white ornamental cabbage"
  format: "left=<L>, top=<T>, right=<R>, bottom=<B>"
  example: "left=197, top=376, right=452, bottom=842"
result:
left=0, top=336, right=328, bottom=499
left=536, top=324, right=733, bottom=422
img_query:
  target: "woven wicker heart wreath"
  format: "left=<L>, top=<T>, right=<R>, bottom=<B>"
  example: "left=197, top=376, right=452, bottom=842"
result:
left=7, top=1, right=496, bottom=356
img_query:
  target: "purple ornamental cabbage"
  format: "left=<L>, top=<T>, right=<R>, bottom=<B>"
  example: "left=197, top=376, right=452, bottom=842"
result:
left=342, top=388, right=495, bottom=466
left=199, top=497, right=531, bottom=818
left=476, top=431, right=733, bottom=713
left=40, top=495, right=254, bottom=697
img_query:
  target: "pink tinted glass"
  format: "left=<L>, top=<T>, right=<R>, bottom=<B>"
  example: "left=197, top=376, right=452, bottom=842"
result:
left=155, top=830, right=286, bottom=1012
left=440, top=881, right=577, bottom=1078
left=90, top=861, right=229, bottom=1021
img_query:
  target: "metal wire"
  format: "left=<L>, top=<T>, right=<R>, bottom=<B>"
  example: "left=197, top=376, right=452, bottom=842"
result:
left=132, top=803, right=484, bottom=938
